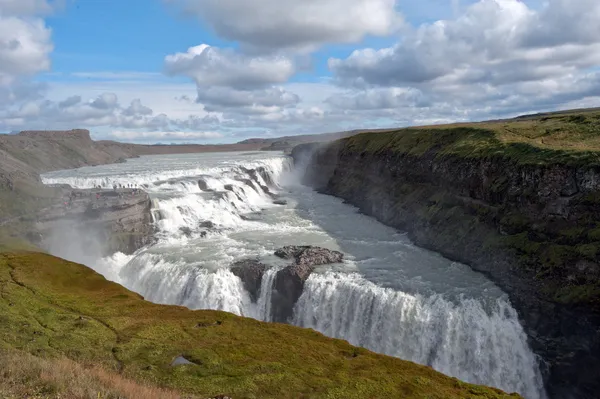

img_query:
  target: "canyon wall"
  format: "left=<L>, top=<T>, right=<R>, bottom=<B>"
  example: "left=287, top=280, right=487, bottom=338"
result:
left=292, top=130, right=600, bottom=399
left=34, top=188, right=155, bottom=258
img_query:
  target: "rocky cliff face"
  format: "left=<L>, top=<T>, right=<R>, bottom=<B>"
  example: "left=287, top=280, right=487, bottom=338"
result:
left=293, top=139, right=600, bottom=399
left=35, top=189, right=155, bottom=257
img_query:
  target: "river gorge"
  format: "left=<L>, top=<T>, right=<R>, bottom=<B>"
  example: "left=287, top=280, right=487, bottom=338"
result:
left=39, top=151, right=550, bottom=399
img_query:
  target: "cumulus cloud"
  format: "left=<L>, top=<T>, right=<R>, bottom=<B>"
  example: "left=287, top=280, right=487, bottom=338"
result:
left=197, top=86, right=299, bottom=110
left=330, top=0, right=600, bottom=87
left=165, top=43, right=302, bottom=119
left=166, top=0, right=402, bottom=53
left=0, top=15, right=53, bottom=84
left=123, top=98, right=153, bottom=116
left=2, top=93, right=159, bottom=131
left=109, top=130, right=223, bottom=142
left=58, top=95, right=81, bottom=109
left=326, top=0, right=600, bottom=121
left=0, top=0, right=54, bottom=118
left=0, top=0, right=54, bottom=16
left=165, top=44, right=294, bottom=88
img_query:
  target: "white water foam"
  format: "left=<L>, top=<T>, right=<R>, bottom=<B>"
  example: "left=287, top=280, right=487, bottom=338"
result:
left=254, top=267, right=278, bottom=322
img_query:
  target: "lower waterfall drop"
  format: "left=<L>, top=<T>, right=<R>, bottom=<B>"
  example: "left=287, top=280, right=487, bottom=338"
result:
left=292, top=272, right=546, bottom=399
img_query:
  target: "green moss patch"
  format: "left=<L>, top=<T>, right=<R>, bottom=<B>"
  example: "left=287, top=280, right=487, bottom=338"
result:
left=343, top=110, right=600, bottom=167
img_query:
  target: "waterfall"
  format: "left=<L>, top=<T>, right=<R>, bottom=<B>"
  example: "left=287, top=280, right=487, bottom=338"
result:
left=292, top=272, right=546, bottom=399
left=254, top=268, right=278, bottom=322
left=41, top=152, right=547, bottom=399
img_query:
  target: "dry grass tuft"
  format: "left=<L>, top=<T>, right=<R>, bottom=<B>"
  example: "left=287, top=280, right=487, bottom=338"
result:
left=0, top=349, right=185, bottom=399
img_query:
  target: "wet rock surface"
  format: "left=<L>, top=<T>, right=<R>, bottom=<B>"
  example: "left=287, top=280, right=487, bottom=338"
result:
left=230, top=246, right=344, bottom=321
left=36, top=188, right=155, bottom=256
left=274, top=245, right=344, bottom=266
left=198, top=178, right=213, bottom=192
left=199, top=221, right=216, bottom=229
left=271, top=246, right=344, bottom=322
left=230, top=259, right=267, bottom=302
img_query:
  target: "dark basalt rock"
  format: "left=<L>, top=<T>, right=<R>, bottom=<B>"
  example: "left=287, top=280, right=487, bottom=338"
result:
left=271, top=246, right=344, bottom=322
left=241, top=213, right=262, bottom=221
left=198, top=178, right=213, bottom=192
left=179, top=226, right=193, bottom=237
left=274, top=245, right=344, bottom=266
left=199, top=221, right=215, bottom=229
left=273, top=199, right=287, bottom=205
left=224, top=184, right=235, bottom=192
left=230, top=259, right=267, bottom=302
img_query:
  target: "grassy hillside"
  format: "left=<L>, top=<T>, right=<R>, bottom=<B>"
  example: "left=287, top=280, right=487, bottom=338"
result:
left=0, top=251, right=519, bottom=399
left=344, top=109, right=600, bottom=166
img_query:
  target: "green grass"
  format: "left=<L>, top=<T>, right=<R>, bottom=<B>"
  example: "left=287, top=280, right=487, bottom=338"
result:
left=343, top=110, right=600, bottom=166
left=0, top=251, right=521, bottom=399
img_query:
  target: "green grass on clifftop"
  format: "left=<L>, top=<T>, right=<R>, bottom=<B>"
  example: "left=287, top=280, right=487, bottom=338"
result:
left=344, top=109, right=600, bottom=166
left=0, top=252, right=520, bottom=399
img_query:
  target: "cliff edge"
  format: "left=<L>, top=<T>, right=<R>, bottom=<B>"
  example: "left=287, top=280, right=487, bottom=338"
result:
left=293, top=110, right=600, bottom=399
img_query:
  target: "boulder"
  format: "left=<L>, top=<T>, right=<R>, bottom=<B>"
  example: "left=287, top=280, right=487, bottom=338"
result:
left=273, top=199, right=287, bottom=206
left=198, top=179, right=212, bottom=192
left=271, top=246, right=344, bottom=322
left=230, top=260, right=267, bottom=302
left=274, top=245, right=344, bottom=267
left=199, top=221, right=215, bottom=229
left=271, top=262, right=314, bottom=323
left=179, top=226, right=193, bottom=237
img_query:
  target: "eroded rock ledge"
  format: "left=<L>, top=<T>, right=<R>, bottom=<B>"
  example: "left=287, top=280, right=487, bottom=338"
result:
left=292, top=138, right=600, bottom=399
left=230, top=246, right=344, bottom=322
left=35, top=188, right=155, bottom=256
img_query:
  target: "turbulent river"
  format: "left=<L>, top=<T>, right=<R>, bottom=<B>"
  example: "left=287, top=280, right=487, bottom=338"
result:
left=42, top=151, right=547, bottom=399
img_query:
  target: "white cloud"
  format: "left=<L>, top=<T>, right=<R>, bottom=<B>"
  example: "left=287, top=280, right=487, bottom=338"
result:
left=58, top=95, right=81, bottom=108
left=166, top=0, right=402, bottom=53
left=0, top=0, right=53, bottom=16
left=123, top=98, right=153, bottom=116
left=197, top=86, right=299, bottom=110
left=326, top=0, right=600, bottom=121
left=109, top=130, right=224, bottom=142
left=165, top=43, right=302, bottom=119
left=165, top=44, right=294, bottom=88
left=0, top=15, right=53, bottom=84
left=330, top=0, right=600, bottom=87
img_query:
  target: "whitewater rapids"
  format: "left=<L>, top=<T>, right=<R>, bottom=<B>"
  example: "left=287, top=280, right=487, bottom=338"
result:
left=42, top=151, right=547, bottom=399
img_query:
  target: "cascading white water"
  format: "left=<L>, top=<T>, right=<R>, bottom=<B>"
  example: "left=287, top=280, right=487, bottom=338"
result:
left=254, top=268, right=278, bottom=322
left=293, top=272, right=545, bottom=399
left=41, top=151, right=547, bottom=399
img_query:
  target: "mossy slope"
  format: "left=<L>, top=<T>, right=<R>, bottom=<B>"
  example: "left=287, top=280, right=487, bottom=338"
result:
left=0, top=252, right=519, bottom=398
left=344, top=109, right=600, bottom=166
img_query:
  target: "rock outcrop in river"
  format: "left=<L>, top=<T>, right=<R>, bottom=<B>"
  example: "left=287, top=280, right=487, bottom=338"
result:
left=231, top=246, right=344, bottom=321
left=272, top=246, right=343, bottom=322
left=292, top=120, right=600, bottom=399
left=230, top=259, right=267, bottom=302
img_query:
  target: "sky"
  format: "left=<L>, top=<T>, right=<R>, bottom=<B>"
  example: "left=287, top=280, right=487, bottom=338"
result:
left=1, top=0, right=599, bottom=144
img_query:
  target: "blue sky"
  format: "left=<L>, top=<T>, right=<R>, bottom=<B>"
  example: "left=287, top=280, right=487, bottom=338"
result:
left=1, top=0, right=599, bottom=143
